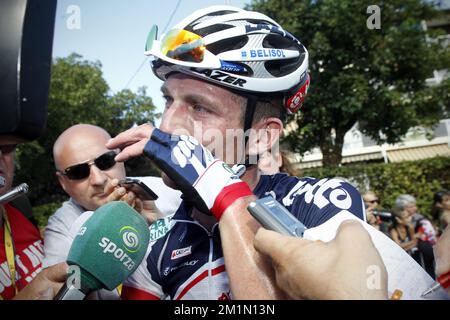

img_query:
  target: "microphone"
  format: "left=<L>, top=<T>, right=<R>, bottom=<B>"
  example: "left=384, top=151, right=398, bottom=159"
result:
left=0, top=183, right=29, bottom=205
left=54, top=201, right=150, bottom=300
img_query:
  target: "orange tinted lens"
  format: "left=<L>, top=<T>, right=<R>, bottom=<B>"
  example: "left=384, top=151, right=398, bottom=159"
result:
left=161, top=29, right=205, bottom=62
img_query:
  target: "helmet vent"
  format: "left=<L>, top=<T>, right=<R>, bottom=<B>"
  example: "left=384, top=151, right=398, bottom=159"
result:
left=207, top=35, right=249, bottom=55
left=189, top=10, right=238, bottom=26
left=263, top=34, right=303, bottom=51
left=265, top=54, right=305, bottom=77
left=190, top=23, right=234, bottom=37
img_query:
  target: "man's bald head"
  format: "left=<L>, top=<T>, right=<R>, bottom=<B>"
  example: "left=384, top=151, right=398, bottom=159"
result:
left=53, top=124, right=126, bottom=211
left=53, top=124, right=112, bottom=171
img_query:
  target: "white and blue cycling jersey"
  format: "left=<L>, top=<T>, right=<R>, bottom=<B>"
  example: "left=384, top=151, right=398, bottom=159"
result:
left=122, top=173, right=365, bottom=300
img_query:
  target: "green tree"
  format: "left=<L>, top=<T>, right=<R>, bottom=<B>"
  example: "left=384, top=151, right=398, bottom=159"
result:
left=15, top=53, right=160, bottom=206
left=250, top=0, right=450, bottom=165
left=105, top=86, right=160, bottom=136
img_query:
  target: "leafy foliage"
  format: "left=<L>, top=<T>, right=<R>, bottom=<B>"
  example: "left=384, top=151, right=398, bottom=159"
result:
left=15, top=53, right=161, bottom=206
left=250, top=0, right=450, bottom=165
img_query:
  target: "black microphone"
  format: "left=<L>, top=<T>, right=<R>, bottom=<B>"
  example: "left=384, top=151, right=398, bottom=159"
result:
left=372, top=210, right=392, bottom=219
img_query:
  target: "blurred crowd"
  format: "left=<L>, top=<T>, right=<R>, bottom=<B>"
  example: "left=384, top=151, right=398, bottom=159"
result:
left=363, top=190, right=450, bottom=279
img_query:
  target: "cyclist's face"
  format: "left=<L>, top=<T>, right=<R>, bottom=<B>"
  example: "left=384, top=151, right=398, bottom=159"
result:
left=159, top=73, right=245, bottom=165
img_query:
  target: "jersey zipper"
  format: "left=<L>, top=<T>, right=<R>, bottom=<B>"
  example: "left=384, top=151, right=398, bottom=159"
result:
left=173, top=219, right=218, bottom=299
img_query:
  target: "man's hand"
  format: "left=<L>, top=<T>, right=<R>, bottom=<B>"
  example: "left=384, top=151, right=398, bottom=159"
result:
left=105, top=123, right=154, bottom=162
left=14, top=263, right=68, bottom=300
left=365, top=207, right=377, bottom=225
left=133, top=199, right=162, bottom=224
left=102, top=178, right=138, bottom=209
left=142, top=129, right=253, bottom=219
left=253, top=220, right=388, bottom=300
left=108, top=126, right=253, bottom=220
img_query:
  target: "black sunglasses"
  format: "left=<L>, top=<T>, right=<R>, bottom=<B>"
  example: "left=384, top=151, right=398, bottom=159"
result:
left=367, top=199, right=379, bottom=204
left=59, top=151, right=118, bottom=180
left=0, top=144, right=17, bottom=155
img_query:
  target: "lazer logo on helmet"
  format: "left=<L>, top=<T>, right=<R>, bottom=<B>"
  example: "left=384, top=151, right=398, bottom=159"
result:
left=191, top=69, right=247, bottom=87
left=98, top=237, right=136, bottom=270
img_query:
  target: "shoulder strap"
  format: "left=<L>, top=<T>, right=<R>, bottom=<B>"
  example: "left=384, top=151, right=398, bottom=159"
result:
left=1, top=206, right=18, bottom=297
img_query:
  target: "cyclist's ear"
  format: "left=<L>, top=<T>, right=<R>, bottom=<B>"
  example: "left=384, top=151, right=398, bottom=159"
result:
left=247, top=117, right=282, bottom=159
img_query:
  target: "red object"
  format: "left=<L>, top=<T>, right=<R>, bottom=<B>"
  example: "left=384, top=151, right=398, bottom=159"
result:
left=211, top=182, right=253, bottom=221
left=0, top=204, right=43, bottom=299
left=285, top=73, right=310, bottom=114
left=438, top=271, right=450, bottom=289
left=121, top=286, right=160, bottom=300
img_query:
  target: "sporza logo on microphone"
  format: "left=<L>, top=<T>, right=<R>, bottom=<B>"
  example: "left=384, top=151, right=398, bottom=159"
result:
left=120, top=226, right=140, bottom=253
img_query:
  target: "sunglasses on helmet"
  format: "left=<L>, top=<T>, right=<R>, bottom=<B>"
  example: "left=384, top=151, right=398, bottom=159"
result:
left=58, top=151, right=118, bottom=180
left=144, top=25, right=221, bottom=69
left=144, top=24, right=301, bottom=68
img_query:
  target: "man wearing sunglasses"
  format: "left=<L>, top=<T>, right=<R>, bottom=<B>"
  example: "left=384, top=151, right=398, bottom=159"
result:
left=42, top=124, right=131, bottom=270
left=363, top=191, right=390, bottom=236
left=106, top=6, right=367, bottom=300
left=43, top=124, right=181, bottom=270
left=39, top=124, right=182, bottom=299
left=0, top=135, right=44, bottom=299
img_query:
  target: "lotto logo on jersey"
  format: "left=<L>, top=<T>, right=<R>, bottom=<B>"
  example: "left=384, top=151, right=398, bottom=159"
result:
left=171, top=246, right=192, bottom=260
left=282, top=178, right=354, bottom=210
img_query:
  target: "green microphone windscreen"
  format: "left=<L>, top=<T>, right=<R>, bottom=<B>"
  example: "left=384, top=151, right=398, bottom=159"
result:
left=67, top=201, right=150, bottom=291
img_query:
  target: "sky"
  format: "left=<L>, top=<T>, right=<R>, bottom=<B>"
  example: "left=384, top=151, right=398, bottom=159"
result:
left=52, top=0, right=252, bottom=123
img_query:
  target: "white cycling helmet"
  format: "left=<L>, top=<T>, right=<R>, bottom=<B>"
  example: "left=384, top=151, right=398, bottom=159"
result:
left=145, top=5, right=310, bottom=118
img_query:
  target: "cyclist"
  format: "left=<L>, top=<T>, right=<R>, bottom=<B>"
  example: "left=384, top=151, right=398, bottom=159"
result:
left=107, top=5, right=365, bottom=300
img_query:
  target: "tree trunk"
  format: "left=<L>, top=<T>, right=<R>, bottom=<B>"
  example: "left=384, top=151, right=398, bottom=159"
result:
left=320, top=129, right=345, bottom=166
